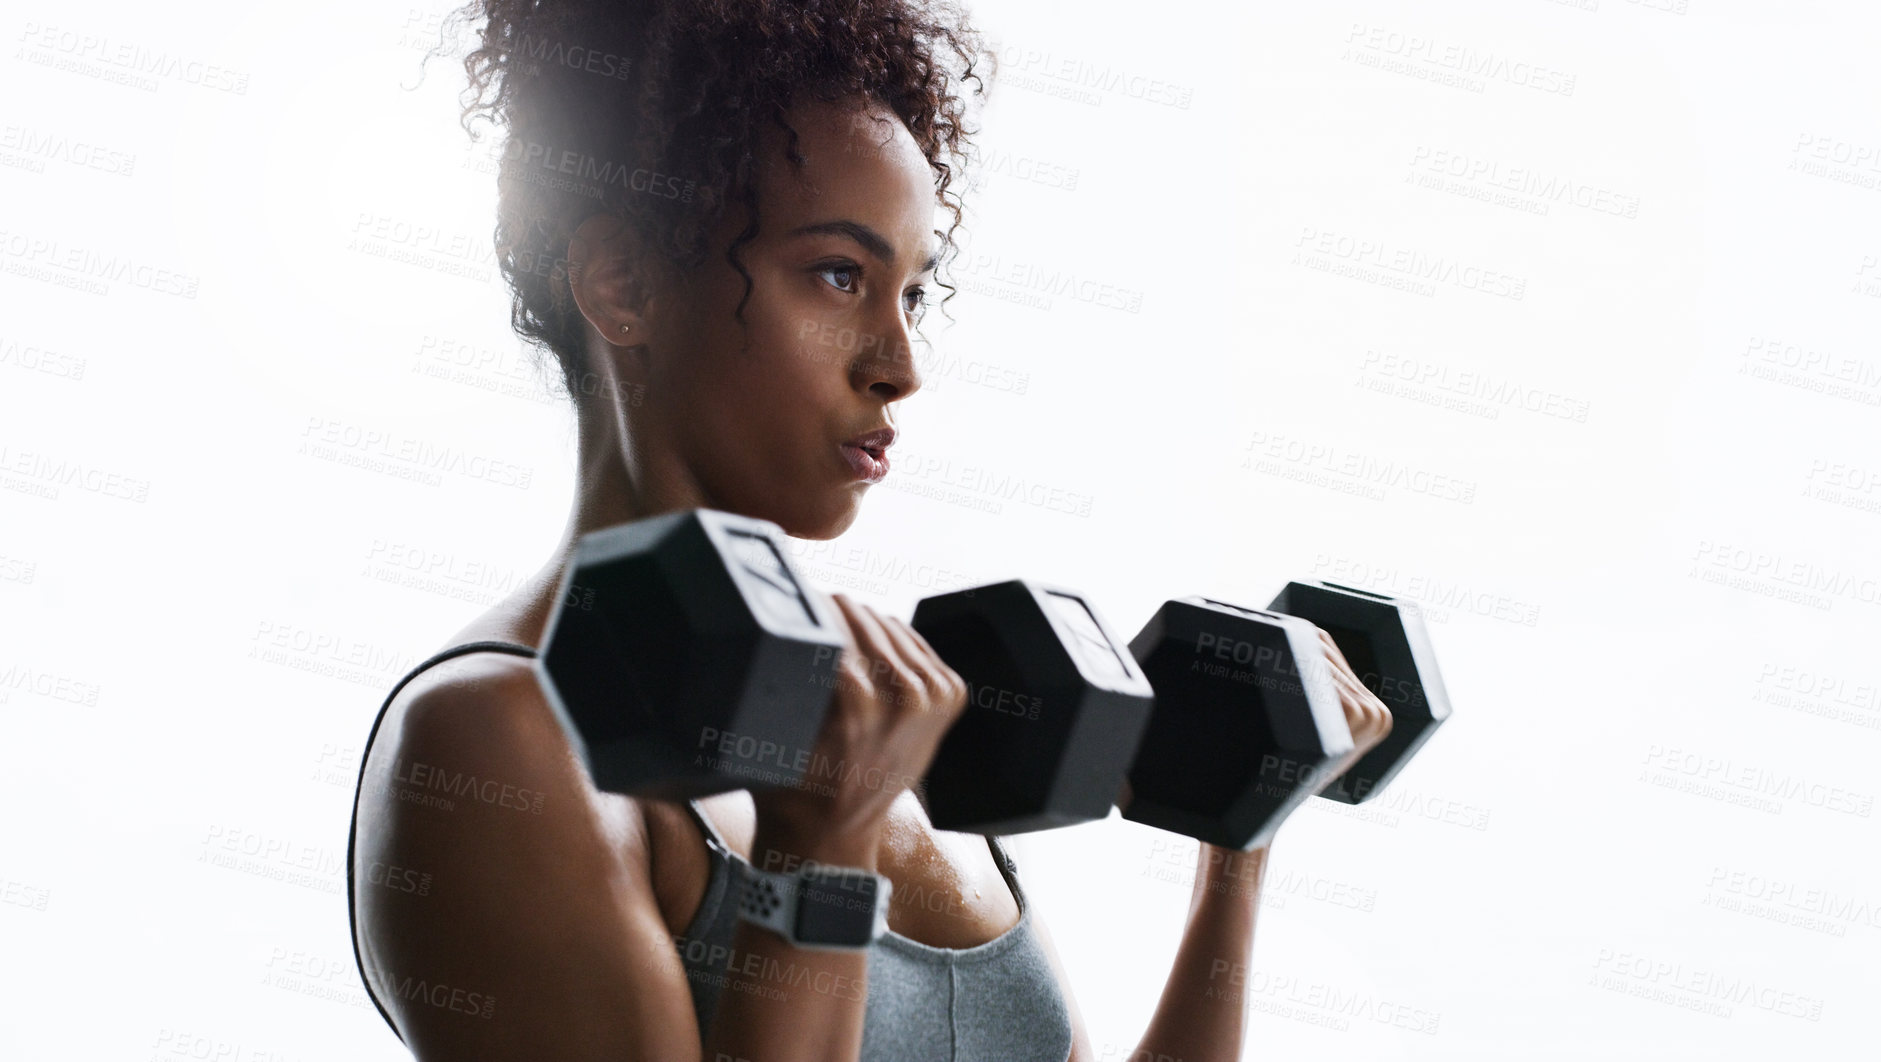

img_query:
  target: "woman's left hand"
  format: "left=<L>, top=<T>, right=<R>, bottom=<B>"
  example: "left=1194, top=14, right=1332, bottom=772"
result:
left=1311, top=626, right=1395, bottom=787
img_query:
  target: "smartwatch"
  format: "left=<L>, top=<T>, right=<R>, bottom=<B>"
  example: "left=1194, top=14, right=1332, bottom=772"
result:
left=737, top=863, right=893, bottom=950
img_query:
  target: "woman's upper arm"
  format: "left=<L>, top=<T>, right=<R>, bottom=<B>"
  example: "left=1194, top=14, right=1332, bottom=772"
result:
left=353, top=661, right=700, bottom=1062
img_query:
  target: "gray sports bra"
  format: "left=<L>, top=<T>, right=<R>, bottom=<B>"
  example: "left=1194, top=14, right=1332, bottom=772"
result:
left=347, top=641, right=1074, bottom=1062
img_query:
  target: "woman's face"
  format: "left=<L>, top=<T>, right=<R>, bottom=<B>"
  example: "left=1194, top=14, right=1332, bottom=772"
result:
left=637, top=96, right=939, bottom=540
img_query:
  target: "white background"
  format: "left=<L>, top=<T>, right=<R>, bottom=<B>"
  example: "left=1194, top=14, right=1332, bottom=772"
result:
left=2, top=0, right=1878, bottom=1058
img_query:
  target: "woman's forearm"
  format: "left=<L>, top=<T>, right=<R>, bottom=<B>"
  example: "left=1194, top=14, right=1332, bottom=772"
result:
left=699, top=826, right=880, bottom=1062
left=1132, top=843, right=1269, bottom=1062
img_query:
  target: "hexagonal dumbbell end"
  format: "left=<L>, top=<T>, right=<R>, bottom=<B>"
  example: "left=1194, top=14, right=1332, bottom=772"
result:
left=534, top=508, right=847, bottom=800
left=912, top=580, right=1156, bottom=836
left=1125, top=597, right=1352, bottom=850
left=1267, top=580, right=1452, bottom=804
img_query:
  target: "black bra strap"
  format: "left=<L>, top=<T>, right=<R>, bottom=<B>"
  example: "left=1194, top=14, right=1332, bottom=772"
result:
left=346, top=640, right=538, bottom=1041
left=986, top=835, right=1027, bottom=912
left=684, top=798, right=735, bottom=856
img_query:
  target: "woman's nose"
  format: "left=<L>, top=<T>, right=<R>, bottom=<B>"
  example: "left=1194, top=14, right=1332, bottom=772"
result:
left=852, top=317, right=922, bottom=400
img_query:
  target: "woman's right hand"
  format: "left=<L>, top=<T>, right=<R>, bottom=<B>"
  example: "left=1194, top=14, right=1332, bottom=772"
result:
left=749, top=592, right=970, bottom=853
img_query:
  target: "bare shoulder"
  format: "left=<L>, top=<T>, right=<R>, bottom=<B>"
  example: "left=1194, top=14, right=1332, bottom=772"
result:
left=358, top=650, right=649, bottom=861
left=374, top=654, right=615, bottom=799
left=353, top=651, right=697, bottom=1061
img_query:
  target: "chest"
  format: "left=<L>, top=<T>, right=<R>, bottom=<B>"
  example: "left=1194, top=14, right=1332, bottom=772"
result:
left=641, top=791, right=1023, bottom=950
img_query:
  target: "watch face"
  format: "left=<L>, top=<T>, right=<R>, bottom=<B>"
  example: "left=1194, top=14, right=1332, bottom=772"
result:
left=795, top=870, right=881, bottom=948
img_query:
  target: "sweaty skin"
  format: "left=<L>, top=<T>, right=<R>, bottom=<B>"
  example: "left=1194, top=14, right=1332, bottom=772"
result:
left=353, top=93, right=1392, bottom=1062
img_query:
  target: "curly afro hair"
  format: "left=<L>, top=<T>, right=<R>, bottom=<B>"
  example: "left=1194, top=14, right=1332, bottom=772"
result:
left=434, top=0, right=991, bottom=410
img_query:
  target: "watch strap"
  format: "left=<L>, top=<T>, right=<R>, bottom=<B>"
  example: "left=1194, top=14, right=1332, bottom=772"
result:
left=737, top=863, right=892, bottom=951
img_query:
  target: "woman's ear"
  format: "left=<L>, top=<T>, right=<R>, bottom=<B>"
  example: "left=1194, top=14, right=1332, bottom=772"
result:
left=565, top=212, right=659, bottom=349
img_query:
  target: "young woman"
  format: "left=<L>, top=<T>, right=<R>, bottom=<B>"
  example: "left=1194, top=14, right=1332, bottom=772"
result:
left=347, top=2, right=1392, bottom=1060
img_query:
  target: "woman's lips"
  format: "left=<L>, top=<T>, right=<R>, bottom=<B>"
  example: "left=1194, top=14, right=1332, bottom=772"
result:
left=840, top=444, right=890, bottom=483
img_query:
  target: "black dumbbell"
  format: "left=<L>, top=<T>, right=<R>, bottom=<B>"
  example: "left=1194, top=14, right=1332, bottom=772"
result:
left=1120, top=584, right=1451, bottom=850
left=533, top=508, right=1156, bottom=836
left=1266, top=581, right=1451, bottom=803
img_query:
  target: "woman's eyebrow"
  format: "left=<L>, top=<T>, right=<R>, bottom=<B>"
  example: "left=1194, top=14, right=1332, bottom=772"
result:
left=787, top=219, right=940, bottom=274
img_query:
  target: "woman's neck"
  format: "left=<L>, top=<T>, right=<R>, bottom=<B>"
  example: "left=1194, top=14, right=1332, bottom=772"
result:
left=447, top=403, right=699, bottom=648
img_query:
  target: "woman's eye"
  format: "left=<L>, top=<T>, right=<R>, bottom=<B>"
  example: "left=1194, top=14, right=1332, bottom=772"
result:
left=817, top=264, right=860, bottom=293
left=903, top=287, right=928, bottom=317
